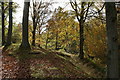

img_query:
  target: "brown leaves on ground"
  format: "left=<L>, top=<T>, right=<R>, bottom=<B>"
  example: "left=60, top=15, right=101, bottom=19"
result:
left=2, top=51, right=18, bottom=78
left=2, top=48, right=88, bottom=79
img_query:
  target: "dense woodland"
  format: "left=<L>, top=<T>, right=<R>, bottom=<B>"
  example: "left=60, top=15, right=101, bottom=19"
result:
left=0, top=0, right=120, bottom=79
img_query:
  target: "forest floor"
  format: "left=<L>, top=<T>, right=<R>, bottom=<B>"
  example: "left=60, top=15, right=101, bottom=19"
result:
left=1, top=44, right=106, bottom=79
left=0, top=47, right=2, bottom=79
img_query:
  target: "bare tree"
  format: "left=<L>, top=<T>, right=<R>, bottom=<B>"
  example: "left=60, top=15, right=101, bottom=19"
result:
left=31, top=0, right=52, bottom=46
left=70, top=0, right=93, bottom=59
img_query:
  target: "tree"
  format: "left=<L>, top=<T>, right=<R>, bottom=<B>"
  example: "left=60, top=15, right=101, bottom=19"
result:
left=31, top=1, right=38, bottom=46
left=1, top=2, right=5, bottom=46
left=70, top=0, right=93, bottom=59
left=84, top=19, right=106, bottom=65
left=45, top=7, right=77, bottom=51
left=31, top=0, right=52, bottom=46
left=5, top=0, right=13, bottom=46
left=117, top=2, right=120, bottom=46
left=19, top=0, right=31, bottom=50
left=47, top=7, right=65, bottom=50
left=105, top=2, right=119, bottom=78
left=45, top=25, right=49, bottom=49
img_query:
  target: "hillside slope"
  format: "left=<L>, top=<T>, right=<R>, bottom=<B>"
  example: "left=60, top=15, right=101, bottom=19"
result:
left=2, top=45, right=105, bottom=79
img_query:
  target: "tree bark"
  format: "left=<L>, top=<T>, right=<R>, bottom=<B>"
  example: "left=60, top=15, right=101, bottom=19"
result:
left=105, top=2, right=119, bottom=78
left=1, top=2, right=5, bottom=46
left=79, top=2, right=85, bottom=59
left=32, top=4, right=37, bottom=46
left=6, top=1, right=13, bottom=46
left=32, top=16, right=37, bottom=46
left=19, top=1, right=31, bottom=50
left=45, top=32, right=49, bottom=49
left=55, top=31, right=58, bottom=50
left=38, top=27, right=41, bottom=47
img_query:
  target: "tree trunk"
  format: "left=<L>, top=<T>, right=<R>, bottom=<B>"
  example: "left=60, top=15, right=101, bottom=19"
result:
left=32, top=5, right=37, bottom=46
left=1, top=2, right=5, bottom=46
left=32, top=16, right=37, bottom=46
left=32, top=27, right=36, bottom=46
left=38, top=27, right=41, bottom=47
left=55, top=31, right=58, bottom=50
left=6, top=1, right=13, bottom=46
left=79, top=2, right=85, bottom=59
left=45, top=32, right=49, bottom=49
left=19, top=1, right=31, bottom=50
left=105, top=2, right=119, bottom=78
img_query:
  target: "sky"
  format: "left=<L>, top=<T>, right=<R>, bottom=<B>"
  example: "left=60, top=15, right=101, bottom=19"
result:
left=13, top=0, right=71, bottom=23
left=8, top=0, right=120, bottom=23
